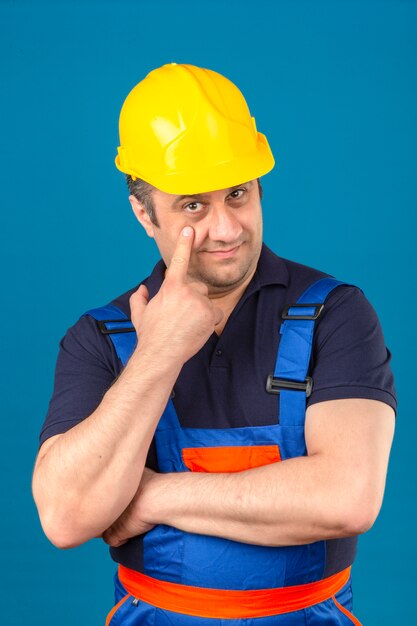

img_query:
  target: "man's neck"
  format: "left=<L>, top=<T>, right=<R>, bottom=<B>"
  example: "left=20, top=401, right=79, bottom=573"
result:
left=210, top=268, right=256, bottom=336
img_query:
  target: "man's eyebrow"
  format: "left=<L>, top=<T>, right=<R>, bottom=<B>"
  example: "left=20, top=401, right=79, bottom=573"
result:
left=172, top=181, right=253, bottom=205
left=173, top=192, right=208, bottom=204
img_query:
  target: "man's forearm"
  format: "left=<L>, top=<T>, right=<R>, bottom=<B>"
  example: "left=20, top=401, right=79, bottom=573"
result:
left=33, top=348, right=181, bottom=548
left=103, top=400, right=393, bottom=549
left=129, top=455, right=380, bottom=547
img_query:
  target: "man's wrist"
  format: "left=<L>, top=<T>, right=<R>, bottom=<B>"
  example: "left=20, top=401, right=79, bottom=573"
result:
left=140, top=471, right=182, bottom=526
left=121, top=347, right=182, bottom=392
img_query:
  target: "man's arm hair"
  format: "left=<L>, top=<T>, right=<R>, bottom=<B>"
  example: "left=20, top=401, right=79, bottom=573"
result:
left=33, top=346, right=181, bottom=548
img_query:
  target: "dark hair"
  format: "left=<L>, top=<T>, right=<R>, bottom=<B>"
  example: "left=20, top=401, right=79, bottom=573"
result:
left=126, top=175, right=159, bottom=226
left=126, top=175, right=263, bottom=227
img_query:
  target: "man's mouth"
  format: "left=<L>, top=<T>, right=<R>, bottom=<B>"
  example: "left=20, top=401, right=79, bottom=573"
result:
left=200, top=242, right=244, bottom=258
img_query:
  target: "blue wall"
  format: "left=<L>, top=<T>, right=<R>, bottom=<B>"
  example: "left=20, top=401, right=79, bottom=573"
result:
left=1, top=1, right=415, bottom=623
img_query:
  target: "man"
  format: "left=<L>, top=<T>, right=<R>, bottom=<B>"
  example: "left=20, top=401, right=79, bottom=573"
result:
left=33, top=63, right=396, bottom=625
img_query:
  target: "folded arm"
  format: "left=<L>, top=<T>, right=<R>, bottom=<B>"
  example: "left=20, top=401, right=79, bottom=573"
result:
left=104, top=398, right=395, bottom=547
left=32, top=228, right=223, bottom=549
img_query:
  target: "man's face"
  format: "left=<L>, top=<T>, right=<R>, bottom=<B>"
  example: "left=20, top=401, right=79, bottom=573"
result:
left=131, top=179, right=263, bottom=296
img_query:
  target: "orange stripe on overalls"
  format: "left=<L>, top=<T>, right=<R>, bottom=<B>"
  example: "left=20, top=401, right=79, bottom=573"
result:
left=118, top=565, right=351, bottom=619
left=105, top=593, right=130, bottom=626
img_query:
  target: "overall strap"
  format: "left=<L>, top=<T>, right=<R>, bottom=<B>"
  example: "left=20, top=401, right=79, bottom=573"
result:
left=268, top=278, right=345, bottom=459
left=85, top=303, right=179, bottom=432
left=83, top=304, right=136, bottom=367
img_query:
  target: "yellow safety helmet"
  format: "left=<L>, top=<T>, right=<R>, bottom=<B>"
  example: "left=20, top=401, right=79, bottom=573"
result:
left=115, top=63, right=275, bottom=194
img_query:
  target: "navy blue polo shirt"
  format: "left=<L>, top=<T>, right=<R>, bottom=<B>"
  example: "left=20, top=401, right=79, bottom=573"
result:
left=40, top=244, right=396, bottom=577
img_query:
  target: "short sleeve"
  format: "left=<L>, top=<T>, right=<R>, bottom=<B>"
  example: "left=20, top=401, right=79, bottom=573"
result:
left=307, top=285, right=397, bottom=412
left=39, top=315, right=121, bottom=446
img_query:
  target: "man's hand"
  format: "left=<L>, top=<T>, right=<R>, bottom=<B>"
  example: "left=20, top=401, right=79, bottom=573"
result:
left=102, top=468, right=158, bottom=547
left=129, top=226, right=223, bottom=366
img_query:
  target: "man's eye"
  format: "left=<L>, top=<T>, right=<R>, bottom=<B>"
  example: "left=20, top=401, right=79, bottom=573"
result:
left=229, top=188, right=246, bottom=200
left=184, top=201, right=203, bottom=213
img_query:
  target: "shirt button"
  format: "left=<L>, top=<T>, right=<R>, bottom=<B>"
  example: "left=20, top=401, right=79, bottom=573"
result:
left=215, top=349, right=223, bottom=357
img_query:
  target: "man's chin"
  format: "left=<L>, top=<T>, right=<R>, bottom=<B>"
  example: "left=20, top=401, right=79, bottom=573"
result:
left=191, top=266, right=251, bottom=293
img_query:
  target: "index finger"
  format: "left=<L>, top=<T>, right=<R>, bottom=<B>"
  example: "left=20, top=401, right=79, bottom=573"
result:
left=166, top=226, right=194, bottom=281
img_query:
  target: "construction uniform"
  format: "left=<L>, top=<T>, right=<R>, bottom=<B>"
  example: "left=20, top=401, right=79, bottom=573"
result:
left=40, top=245, right=397, bottom=625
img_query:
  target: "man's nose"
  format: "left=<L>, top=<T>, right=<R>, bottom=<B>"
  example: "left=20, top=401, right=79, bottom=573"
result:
left=207, top=205, right=243, bottom=242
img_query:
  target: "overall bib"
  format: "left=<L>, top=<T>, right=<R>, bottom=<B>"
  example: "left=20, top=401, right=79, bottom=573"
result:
left=85, top=277, right=362, bottom=626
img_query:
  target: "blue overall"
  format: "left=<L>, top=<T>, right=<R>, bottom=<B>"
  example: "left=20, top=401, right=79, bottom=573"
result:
left=85, top=278, right=362, bottom=625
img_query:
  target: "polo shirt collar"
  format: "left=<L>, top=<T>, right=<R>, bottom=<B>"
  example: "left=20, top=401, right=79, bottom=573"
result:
left=252, top=243, right=289, bottom=290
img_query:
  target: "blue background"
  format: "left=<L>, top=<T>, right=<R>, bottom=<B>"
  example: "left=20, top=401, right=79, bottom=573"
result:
left=1, top=0, right=416, bottom=623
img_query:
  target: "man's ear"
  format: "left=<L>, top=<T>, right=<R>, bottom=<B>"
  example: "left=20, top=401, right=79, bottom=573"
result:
left=129, top=195, right=156, bottom=238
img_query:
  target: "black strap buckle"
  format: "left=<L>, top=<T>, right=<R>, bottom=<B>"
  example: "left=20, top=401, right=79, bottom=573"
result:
left=281, top=303, right=324, bottom=320
left=266, top=375, right=313, bottom=398
left=98, top=319, right=135, bottom=335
